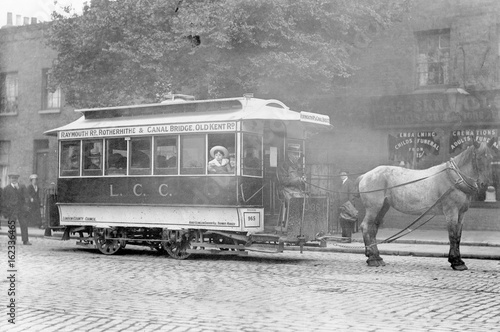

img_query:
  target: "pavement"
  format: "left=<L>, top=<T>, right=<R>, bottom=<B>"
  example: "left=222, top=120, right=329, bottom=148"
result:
left=2, top=225, right=500, bottom=260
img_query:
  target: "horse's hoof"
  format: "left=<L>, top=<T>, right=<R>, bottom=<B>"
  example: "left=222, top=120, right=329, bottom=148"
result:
left=451, top=264, right=468, bottom=271
left=366, top=258, right=385, bottom=267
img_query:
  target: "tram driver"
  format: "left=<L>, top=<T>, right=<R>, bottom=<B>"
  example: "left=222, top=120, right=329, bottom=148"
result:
left=208, top=146, right=232, bottom=174
left=277, top=145, right=305, bottom=200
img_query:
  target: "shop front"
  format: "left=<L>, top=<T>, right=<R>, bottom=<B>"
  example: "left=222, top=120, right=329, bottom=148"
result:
left=375, top=90, right=500, bottom=202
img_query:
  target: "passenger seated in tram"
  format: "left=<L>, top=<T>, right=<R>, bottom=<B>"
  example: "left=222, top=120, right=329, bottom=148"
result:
left=108, top=153, right=127, bottom=169
left=157, top=155, right=167, bottom=167
left=244, top=148, right=260, bottom=169
left=85, top=154, right=101, bottom=169
left=166, top=146, right=177, bottom=167
left=227, top=153, right=236, bottom=173
left=207, top=146, right=232, bottom=174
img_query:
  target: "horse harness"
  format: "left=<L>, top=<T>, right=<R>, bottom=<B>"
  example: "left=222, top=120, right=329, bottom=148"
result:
left=447, top=153, right=479, bottom=195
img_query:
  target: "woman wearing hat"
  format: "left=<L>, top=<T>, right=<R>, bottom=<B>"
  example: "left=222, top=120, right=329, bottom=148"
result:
left=208, top=146, right=232, bottom=174
left=26, top=174, right=43, bottom=229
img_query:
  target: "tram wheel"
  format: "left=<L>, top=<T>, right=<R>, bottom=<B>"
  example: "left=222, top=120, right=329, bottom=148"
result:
left=162, top=230, right=192, bottom=260
left=93, top=228, right=122, bottom=255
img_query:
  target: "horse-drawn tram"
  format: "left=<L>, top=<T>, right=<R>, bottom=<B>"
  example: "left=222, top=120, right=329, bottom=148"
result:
left=45, top=95, right=331, bottom=259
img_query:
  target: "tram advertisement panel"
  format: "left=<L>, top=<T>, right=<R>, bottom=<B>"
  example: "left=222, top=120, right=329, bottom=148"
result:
left=57, top=177, right=239, bottom=206
left=58, top=121, right=237, bottom=139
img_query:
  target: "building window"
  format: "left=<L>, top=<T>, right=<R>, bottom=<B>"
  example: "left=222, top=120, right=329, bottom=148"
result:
left=0, top=72, right=18, bottom=114
left=416, top=30, right=450, bottom=87
left=0, top=141, right=10, bottom=165
left=42, top=68, right=61, bottom=110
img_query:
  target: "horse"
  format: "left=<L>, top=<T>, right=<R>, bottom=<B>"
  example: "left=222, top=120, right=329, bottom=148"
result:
left=357, top=138, right=497, bottom=270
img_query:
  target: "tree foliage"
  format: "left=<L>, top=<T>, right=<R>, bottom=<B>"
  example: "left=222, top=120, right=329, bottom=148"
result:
left=47, top=0, right=409, bottom=109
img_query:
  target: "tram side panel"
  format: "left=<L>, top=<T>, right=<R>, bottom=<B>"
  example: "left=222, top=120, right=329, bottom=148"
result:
left=55, top=176, right=265, bottom=232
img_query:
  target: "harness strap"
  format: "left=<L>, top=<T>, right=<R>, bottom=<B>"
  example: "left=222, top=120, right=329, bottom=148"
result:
left=447, top=159, right=479, bottom=194
left=305, top=168, right=449, bottom=195
left=375, top=186, right=455, bottom=245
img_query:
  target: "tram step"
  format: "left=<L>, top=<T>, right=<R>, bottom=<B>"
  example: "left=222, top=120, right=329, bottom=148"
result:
left=185, top=249, right=248, bottom=256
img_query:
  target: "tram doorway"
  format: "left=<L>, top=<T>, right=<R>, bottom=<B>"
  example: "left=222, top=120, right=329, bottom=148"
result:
left=262, top=121, right=285, bottom=230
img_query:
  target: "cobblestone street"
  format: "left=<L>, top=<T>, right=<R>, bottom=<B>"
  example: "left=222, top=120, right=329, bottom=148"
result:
left=2, top=237, right=500, bottom=332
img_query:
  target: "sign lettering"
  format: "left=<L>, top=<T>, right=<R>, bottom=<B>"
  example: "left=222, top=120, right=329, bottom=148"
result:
left=59, top=121, right=237, bottom=139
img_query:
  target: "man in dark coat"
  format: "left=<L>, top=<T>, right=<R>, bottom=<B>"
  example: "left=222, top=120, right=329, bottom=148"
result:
left=2, top=174, right=31, bottom=245
left=0, top=179, right=3, bottom=229
left=277, top=146, right=305, bottom=200
left=26, top=174, right=43, bottom=228
left=338, top=171, right=356, bottom=241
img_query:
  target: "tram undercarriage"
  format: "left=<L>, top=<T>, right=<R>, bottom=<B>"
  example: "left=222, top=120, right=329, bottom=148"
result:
left=64, top=226, right=299, bottom=259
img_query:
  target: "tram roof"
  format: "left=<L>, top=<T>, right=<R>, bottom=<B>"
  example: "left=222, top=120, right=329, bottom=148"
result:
left=45, top=97, right=331, bottom=136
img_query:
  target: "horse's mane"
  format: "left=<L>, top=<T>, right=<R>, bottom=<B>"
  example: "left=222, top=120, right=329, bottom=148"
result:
left=453, top=141, right=491, bottom=168
left=453, top=145, right=475, bottom=167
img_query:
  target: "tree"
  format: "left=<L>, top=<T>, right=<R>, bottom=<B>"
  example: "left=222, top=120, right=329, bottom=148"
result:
left=47, top=0, right=410, bottom=109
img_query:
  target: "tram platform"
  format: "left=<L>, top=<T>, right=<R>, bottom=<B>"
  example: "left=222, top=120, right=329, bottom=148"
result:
left=2, top=225, right=500, bottom=260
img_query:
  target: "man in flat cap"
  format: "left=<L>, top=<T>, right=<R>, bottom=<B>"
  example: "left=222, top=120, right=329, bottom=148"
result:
left=2, top=174, right=31, bottom=245
left=276, top=145, right=306, bottom=241
left=27, top=174, right=43, bottom=229
left=277, top=145, right=305, bottom=200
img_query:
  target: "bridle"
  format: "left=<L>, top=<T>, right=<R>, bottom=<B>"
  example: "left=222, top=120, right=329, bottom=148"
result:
left=447, top=149, right=480, bottom=194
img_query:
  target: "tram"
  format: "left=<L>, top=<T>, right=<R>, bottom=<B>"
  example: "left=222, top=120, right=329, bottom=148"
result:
left=45, top=94, right=332, bottom=259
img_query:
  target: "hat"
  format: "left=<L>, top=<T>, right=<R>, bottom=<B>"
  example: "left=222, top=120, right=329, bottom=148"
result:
left=8, top=174, right=20, bottom=179
left=287, top=145, right=301, bottom=154
left=210, top=146, right=228, bottom=158
left=29, top=174, right=38, bottom=180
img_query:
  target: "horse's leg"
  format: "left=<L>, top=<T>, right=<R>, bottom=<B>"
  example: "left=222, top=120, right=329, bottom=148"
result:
left=447, top=210, right=468, bottom=271
left=361, top=197, right=390, bottom=267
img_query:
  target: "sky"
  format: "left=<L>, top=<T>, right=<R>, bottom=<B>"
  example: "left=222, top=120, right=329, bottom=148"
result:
left=0, top=0, right=87, bottom=27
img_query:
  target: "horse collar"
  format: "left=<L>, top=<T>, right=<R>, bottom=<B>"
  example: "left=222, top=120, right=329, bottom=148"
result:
left=447, top=158, right=479, bottom=194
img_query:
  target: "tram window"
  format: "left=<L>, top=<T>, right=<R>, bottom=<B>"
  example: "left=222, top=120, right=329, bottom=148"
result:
left=155, top=137, right=177, bottom=175
left=207, top=133, right=236, bottom=174
left=106, top=138, right=127, bottom=175
left=180, top=135, right=205, bottom=175
left=130, top=137, right=152, bottom=175
left=242, top=134, right=262, bottom=176
left=60, top=141, right=80, bottom=177
left=83, top=140, right=103, bottom=176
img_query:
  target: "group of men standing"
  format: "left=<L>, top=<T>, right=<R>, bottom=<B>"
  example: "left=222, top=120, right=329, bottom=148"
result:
left=1, top=173, right=43, bottom=245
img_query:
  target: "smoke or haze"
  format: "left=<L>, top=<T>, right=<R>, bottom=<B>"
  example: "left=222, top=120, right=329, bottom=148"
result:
left=0, top=0, right=86, bottom=27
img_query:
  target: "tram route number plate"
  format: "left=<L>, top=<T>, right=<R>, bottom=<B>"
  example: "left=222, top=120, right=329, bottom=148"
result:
left=244, top=212, right=260, bottom=227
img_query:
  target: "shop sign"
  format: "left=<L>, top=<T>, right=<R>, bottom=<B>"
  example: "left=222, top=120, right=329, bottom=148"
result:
left=449, top=129, right=499, bottom=153
left=389, top=131, right=440, bottom=162
left=374, top=92, right=500, bottom=128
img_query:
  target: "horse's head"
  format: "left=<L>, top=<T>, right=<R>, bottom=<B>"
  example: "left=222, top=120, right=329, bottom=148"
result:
left=472, top=137, right=498, bottom=188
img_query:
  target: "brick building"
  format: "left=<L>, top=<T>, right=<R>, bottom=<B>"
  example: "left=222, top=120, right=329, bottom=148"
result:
left=0, top=19, right=79, bottom=195
left=308, top=0, right=500, bottom=202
